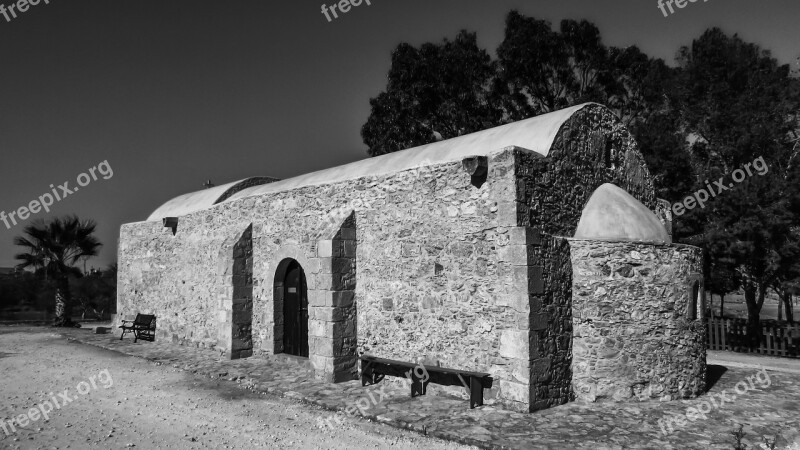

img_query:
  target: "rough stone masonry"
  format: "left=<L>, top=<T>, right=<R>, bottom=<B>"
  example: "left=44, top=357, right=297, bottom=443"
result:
left=116, top=103, right=706, bottom=412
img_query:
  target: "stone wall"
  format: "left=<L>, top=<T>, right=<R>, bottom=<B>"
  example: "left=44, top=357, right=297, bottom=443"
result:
left=512, top=104, right=657, bottom=411
left=118, top=149, right=536, bottom=409
left=569, top=240, right=706, bottom=402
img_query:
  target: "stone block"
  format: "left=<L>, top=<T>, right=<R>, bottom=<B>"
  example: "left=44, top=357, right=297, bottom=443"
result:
left=310, top=355, right=333, bottom=373
left=512, top=265, right=545, bottom=295
left=332, top=319, right=356, bottom=340
left=314, top=370, right=335, bottom=383
left=219, top=310, right=231, bottom=323
left=305, top=257, right=321, bottom=275
left=332, top=290, right=355, bottom=307
left=530, top=357, right=552, bottom=383
left=332, top=258, right=352, bottom=275
left=531, top=312, right=548, bottom=331
left=512, top=290, right=532, bottom=313
left=308, top=319, right=332, bottom=338
left=529, top=266, right=544, bottom=294
left=500, top=380, right=530, bottom=403
left=312, top=337, right=334, bottom=357
left=509, top=227, right=542, bottom=246
left=231, top=337, right=252, bottom=352
left=495, top=202, right=519, bottom=227
left=313, top=306, right=343, bottom=322
left=498, top=245, right=530, bottom=266
left=511, top=265, right=528, bottom=287
left=231, top=310, right=252, bottom=324
left=499, top=330, right=529, bottom=359
left=314, top=273, right=334, bottom=291
left=332, top=365, right=358, bottom=383
left=335, top=272, right=356, bottom=291
left=318, top=257, right=333, bottom=274
left=333, top=337, right=357, bottom=357
left=308, top=290, right=329, bottom=307
left=317, top=240, right=333, bottom=257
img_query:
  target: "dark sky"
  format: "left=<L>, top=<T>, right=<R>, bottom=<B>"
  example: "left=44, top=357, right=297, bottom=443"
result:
left=0, top=0, right=798, bottom=269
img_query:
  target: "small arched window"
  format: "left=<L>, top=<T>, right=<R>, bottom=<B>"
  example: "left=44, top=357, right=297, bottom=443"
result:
left=688, top=281, right=701, bottom=320
left=604, top=138, right=613, bottom=169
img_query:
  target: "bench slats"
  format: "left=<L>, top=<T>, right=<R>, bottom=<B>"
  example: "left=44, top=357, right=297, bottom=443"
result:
left=359, top=355, right=492, bottom=409
left=360, top=355, right=491, bottom=379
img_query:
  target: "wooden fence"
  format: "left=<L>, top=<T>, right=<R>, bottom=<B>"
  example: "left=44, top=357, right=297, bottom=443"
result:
left=707, top=318, right=800, bottom=358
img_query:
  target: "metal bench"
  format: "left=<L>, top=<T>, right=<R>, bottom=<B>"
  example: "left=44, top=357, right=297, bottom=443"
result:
left=359, top=355, right=493, bottom=409
left=119, top=314, right=156, bottom=343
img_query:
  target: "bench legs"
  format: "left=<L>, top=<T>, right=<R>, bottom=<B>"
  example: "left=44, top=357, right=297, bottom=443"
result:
left=469, top=377, right=484, bottom=409
left=457, top=374, right=485, bottom=409
left=360, top=361, right=386, bottom=386
left=119, top=327, right=154, bottom=343
left=410, top=375, right=428, bottom=398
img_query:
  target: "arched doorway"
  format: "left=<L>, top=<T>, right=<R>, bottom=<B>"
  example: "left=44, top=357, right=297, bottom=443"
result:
left=278, top=259, right=309, bottom=357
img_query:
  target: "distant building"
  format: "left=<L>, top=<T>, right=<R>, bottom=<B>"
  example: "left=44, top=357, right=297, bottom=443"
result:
left=0, top=267, right=17, bottom=276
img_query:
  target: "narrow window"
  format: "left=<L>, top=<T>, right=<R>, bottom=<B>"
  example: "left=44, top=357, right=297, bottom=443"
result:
left=604, top=138, right=613, bottom=169
left=688, top=281, right=700, bottom=320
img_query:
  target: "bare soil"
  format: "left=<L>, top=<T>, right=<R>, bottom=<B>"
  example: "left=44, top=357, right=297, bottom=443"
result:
left=0, top=330, right=473, bottom=449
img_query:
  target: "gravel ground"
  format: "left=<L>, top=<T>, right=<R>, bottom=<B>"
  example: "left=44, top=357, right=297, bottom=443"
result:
left=0, top=330, right=474, bottom=449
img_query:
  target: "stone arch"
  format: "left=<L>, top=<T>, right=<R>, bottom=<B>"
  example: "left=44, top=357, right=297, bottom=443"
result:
left=263, top=213, right=358, bottom=383
left=217, top=224, right=254, bottom=360
left=267, top=244, right=316, bottom=356
left=273, top=257, right=309, bottom=357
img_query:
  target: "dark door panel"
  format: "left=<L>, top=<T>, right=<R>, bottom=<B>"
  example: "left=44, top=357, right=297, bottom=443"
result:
left=283, top=261, right=309, bottom=357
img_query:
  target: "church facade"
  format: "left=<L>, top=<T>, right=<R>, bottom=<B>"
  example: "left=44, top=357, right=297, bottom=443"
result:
left=116, top=103, right=706, bottom=412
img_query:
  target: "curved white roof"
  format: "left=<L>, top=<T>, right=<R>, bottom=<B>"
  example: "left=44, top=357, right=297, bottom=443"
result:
left=145, top=103, right=599, bottom=221
left=147, top=177, right=278, bottom=221
left=226, top=103, right=596, bottom=202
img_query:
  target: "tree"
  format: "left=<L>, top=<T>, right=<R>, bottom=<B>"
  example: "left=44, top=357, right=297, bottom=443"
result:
left=706, top=255, right=739, bottom=318
left=492, top=13, right=611, bottom=121
left=361, top=30, right=499, bottom=156
left=14, top=216, right=102, bottom=327
left=674, top=29, right=800, bottom=343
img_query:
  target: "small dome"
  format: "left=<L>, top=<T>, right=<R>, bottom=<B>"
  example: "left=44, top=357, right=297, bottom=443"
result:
left=574, top=183, right=671, bottom=245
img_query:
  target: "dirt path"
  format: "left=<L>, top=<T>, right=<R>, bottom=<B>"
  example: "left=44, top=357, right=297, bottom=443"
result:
left=0, top=330, right=473, bottom=449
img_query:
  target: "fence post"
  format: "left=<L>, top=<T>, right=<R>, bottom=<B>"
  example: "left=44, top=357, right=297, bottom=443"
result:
left=721, top=318, right=727, bottom=351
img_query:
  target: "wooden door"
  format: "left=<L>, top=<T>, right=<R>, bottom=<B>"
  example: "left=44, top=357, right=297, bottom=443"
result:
left=283, top=261, right=309, bottom=357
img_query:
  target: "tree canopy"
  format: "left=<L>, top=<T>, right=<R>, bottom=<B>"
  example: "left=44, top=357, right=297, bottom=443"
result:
left=14, top=215, right=102, bottom=326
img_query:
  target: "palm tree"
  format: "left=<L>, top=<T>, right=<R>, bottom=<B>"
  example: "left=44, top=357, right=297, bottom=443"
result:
left=13, top=216, right=102, bottom=327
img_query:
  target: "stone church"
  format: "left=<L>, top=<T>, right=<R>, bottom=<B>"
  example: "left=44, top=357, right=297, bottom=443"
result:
left=116, top=103, right=706, bottom=412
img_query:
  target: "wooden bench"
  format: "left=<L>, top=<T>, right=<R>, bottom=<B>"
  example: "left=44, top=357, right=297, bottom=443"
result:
left=119, top=314, right=156, bottom=343
left=359, top=355, right=493, bottom=409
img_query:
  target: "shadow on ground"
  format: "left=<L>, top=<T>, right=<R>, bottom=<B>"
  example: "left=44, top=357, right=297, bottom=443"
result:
left=705, top=364, right=728, bottom=391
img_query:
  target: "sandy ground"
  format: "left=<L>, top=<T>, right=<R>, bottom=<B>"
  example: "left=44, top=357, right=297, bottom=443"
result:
left=0, top=330, right=473, bottom=449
